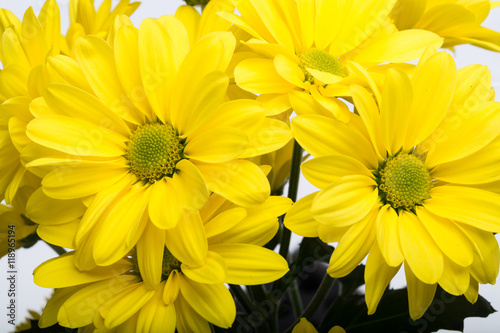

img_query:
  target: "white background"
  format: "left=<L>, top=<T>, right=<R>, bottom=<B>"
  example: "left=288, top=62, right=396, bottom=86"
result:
left=0, top=0, right=499, bottom=332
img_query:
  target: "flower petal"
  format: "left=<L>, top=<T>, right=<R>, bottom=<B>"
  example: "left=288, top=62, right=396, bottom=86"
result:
left=34, top=252, right=132, bottom=288
left=405, top=263, right=437, bottom=320
left=174, top=159, right=209, bottom=210
left=137, top=283, right=176, bottom=333
left=416, top=207, right=474, bottom=267
left=137, top=223, right=165, bottom=289
left=165, top=210, right=208, bottom=267
left=179, top=278, right=236, bottom=328
left=312, top=175, right=378, bottom=227
left=327, top=210, right=377, bottom=277
left=148, top=179, right=183, bottom=229
left=26, top=187, right=86, bottom=225
left=195, top=159, right=270, bottom=207
left=376, top=205, right=404, bottom=267
left=424, top=185, right=500, bottom=232
left=182, top=251, right=227, bottom=284
left=235, top=58, right=297, bottom=94
left=36, top=220, right=79, bottom=249
left=185, top=127, right=248, bottom=163
left=399, top=211, right=443, bottom=284
left=284, top=192, right=320, bottom=238
left=438, top=257, right=470, bottom=296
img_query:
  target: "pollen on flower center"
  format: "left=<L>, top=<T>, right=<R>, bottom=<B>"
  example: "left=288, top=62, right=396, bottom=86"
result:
left=378, top=154, right=432, bottom=211
left=126, top=122, right=184, bottom=183
left=299, top=49, right=348, bottom=80
left=162, top=247, right=181, bottom=280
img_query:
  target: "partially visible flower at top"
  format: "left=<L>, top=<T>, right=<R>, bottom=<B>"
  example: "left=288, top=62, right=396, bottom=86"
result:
left=25, top=15, right=291, bottom=269
left=0, top=186, right=39, bottom=258
left=0, top=0, right=60, bottom=203
left=34, top=194, right=291, bottom=332
left=292, top=318, right=346, bottom=333
left=63, top=0, right=140, bottom=56
left=285, top=49, right=500, bottom=320
left=220, top=0, right=443, bottom=120
left=391, top=0, right=500, bottom=52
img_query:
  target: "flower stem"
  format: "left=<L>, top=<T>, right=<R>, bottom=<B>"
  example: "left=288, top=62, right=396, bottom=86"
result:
left=229, top=284, right=256, bottom=315
left=287, top=274, right=336, bottom=332
left=279, top=140, right=302, bottom=260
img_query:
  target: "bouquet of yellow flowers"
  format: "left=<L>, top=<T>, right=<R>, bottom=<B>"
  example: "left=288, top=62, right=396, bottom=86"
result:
left=1, top=0, right=499, bottom=332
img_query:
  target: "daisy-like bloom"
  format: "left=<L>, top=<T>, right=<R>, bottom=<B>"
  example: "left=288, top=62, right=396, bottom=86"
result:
left=34, top=194, right=291, bottom=332
left=63, top=0, right=140, bottom=56
left=25, top=16, right=291, bottom=268
left=285, top=50, right=500, bottom=320
left=220, top=0, right=443, bottom=119
left=0, top=0, right=61, bottom=203
left=292, top=318, right=345, bottom=333
left=391, top=0, right=500, bottom=52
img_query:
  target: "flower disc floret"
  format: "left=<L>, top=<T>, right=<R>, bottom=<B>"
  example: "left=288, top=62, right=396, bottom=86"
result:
left=378, top=154, right=432, bottom=211
left=299, top=49, right=348, bottom=78
left=126, top=122, right=184, bottom=183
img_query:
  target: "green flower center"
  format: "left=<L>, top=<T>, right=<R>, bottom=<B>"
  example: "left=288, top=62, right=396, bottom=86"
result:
left=378, top=154, right=432, bottom=211
left=126, top=122, right=184, bottom=183
left=299, top=49, right=348, bottom=82
left=162, top=247, right=181, bottom=280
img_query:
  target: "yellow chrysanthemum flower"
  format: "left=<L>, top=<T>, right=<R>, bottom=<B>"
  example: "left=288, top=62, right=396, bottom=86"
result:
left=0, top=0, right=61, bottom=203
left=34, top=194, right=290, bottom=332
left=63, top=0, right=140, bottom=56
left=391, top=0, right=500, bottom=52
left=285, top=50, right=500, bottom=320
left=220, top=0, right=443, bottom=118
left=25, top=16, right=291, bottom=268
left=292, top=318, right=346, bottom=333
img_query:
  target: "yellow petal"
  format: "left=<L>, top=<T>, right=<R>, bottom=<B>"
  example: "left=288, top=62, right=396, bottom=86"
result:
left=292, top=317, right=317, bottom=333
left=195, top=159, right=270, bottom=207
left=27, top=187, right=86, bottom=225
left=425, top=101, right=500, bottom=167
left=416, top=207, right=474, bottom=267
left=175, top=5, right=199, bottom=47
left=376, top=205, right=404, bottom=267
left=39, top=160, right=128, bottom=200
left=350, top=84, right=385, bottom=160
left=137, top=223, right=165, bottom=288
left=459, top=224, right=499, bottom=285
left=239, top=118, right=292, bottom=158
left=182, top=251, right=227, bottom=284
left=137, top=283, right=176, bottom=333
left=173, top=159, right=209, bottom=210
left=353, top=30, right=443, bottom=66
left=2, top=27, right=30, bottom=69
left=164, top=210, right=208, bottom=267
left=365, top=243, right=401, bottom=314
left=38, top=0, right=61, bottom=57
left=0, top=63, right=29, bottom=98
left=209, top=196, right=290, bottom=246
left=164, top=271, right=180, bottom=305
left=399, top=211, right=443, bottom=284
left=179, top=278, right=235, bottom=328
left=432, top=136, right=500, bottom=184
left=235, top=58, right=297, bottom=94
left=58, top=275, right=137, bottom=328
left=465, top=276, right=479, bottom=304
left=93, top=185, right=150, bottom=265
left=302, top=154, right=373, bottom=189
left=75, top=36, right=143, bottom=124
left=380, top=68, right=413, bottom=155
left=405, top=51, right=456, bottom=148
left=148, top=179, right=183, bottom=229
left=327, top=210, right=377, bottom=277
left=100, top=283, right=156, bottom=328
left=274, top=54, right=305, bottom=87
left=292, top=114, right=378, bottom=168
left=284, top=192, right=320, bottom=238
left=38, top=286, right=81, bottom=328
left=34, top=252, right=132, bottom=288
left=209, top=244, right=288, bottom=284
left=438, top=257, right=470, bottom=296
left=175, top=292, right=211, bottom=332
left=20, top=7, right=48, bottom=67
left=424, top=185, right=500, bottom=232
left=185, top=127, right=248, bottom=163
left=172, top=71, right=229, bottom=138
left=312, top=175, right=378, bottom=227
left=405, top=263, right=437, bottom=320
left=46, top=55, right=94, bottom=94
left=27, top=115, right=126, bottom=157
left=204, top=207, right=247, bottom=239
left=36, top=220, right=79, bottom=249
